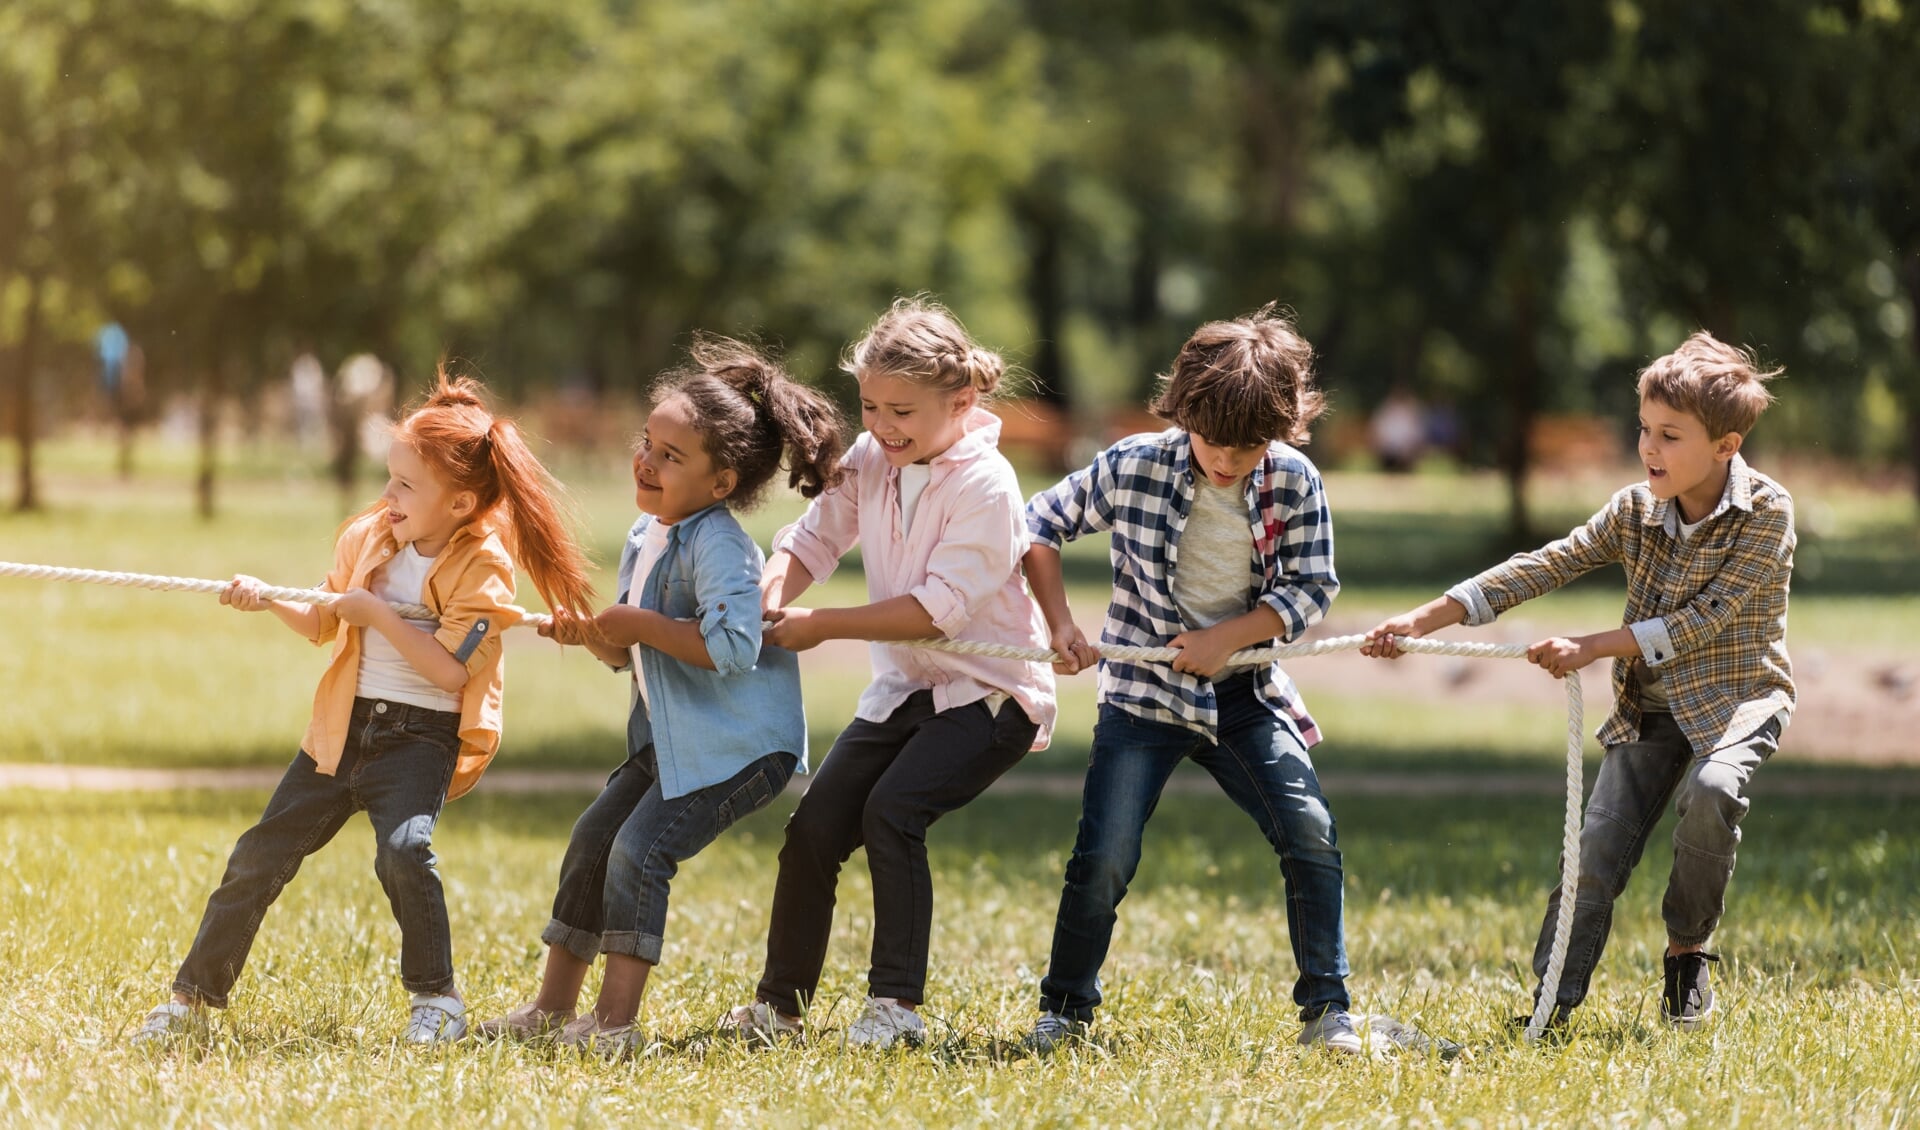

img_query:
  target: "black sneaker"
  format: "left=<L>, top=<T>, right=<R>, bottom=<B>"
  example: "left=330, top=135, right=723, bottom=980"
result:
left=1506, top=1003, right=1573, bottom=1043
left=1662, top=951, right=1720, bottom=1028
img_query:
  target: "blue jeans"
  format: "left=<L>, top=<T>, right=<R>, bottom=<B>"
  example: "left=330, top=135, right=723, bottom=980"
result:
left=545, top=745, right=796, bottom=964
left=1039, top=674, right=1351, bottom=1021
left=1532, top=711, right=1780, bottom=1009
left=173, top=698, right=461, bottom=1007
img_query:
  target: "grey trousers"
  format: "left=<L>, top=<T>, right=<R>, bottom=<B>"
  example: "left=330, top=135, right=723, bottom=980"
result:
left=1533, top=711, right=1781, bottom=1009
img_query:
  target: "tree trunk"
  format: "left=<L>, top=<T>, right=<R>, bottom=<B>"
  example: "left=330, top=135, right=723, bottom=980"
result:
left=1900, top=250, right=1920, bottom=506
left=10, top=273, right=45, bottom=512
left=196, top=354, right=224, bottom=520
left=1023, top=200, right=1068, bottom=414
left=1500, top=258, right=1541, bottom=543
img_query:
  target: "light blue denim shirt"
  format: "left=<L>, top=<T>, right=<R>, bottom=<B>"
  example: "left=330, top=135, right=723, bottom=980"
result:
left=611, top=504, right=808, bottom=799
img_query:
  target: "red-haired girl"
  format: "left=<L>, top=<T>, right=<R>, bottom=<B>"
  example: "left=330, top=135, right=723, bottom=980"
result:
left=132, top=372, right=594, bottom=1046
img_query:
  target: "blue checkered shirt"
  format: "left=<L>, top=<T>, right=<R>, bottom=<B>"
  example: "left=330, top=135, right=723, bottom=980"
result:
left=1026, top=429, right=1339, bottom=744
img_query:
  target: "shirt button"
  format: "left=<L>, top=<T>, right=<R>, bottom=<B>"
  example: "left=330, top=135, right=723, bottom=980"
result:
left=717, top=602, right=728, bottom=612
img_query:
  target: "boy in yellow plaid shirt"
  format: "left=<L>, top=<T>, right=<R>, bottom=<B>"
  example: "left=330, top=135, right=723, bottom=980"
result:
left=1364, top=332, right=1793, bottom=1032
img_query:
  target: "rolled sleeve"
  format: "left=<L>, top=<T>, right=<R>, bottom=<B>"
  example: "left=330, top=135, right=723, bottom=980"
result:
left=1466, top=490, right=1628, bottom=618
left=1025, top=455, right=1115, bottom=551
left=688, top=522, right=767, bottom=676
left=916, top=477, right=1026, bottom=638
left=1445, top=579, right=1497, bottom=627
left=771, top=441, right=867, bottom=583
left=432, top=551, right=519, bottom=678
left=1630, top=617, right=1678, bottom=666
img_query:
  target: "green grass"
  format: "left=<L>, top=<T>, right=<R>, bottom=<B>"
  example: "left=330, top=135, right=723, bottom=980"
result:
left=1, top=787, right=1915, bottom=1126
left=2, top=443, right=1918, bottom=1125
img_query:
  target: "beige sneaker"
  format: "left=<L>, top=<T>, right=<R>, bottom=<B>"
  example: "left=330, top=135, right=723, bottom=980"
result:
left=556, top=1013, right=646, bottom=1059
left=130, top=1001, right=201, bottom=1047
left=474, top=1001, right=577, bottom=1041
left=717, top=1001, right=802, bottom=1043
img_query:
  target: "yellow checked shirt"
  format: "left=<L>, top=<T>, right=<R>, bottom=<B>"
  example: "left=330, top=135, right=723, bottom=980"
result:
left=1446, top=454, right=1794, bottom=755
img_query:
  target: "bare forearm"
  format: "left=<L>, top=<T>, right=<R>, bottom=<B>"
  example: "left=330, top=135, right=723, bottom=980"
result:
left=763, top=551, right=816, bottom=612
left=366, top=609, right=469, bottom=693
left=601, top=607, right=716, bottom=670
left=1577, top=626, right=1642, bottom=661
left=812, top=596, right=940, bottom=642
left=1022, top=545, right=1075, bottom=633
left=1208, top=605, right=1287, bottom=653
left=268, top=601, right=324, bottom=640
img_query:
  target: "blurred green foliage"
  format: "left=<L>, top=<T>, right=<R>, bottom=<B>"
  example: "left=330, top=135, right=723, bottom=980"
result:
left=3, top=0, right=1919, bottom=529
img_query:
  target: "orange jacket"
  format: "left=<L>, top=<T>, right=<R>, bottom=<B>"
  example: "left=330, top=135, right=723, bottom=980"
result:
left=302, top=509, right=524, bottom=800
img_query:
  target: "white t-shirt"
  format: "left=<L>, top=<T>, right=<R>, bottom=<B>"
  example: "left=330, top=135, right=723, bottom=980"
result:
left=355, top=544, right=463, bottom=713
left=627, top=519, right=674, bottom=711
left=1172, top=473, right=1254, bottom=629
left=898, top=463, right=933, bottom=533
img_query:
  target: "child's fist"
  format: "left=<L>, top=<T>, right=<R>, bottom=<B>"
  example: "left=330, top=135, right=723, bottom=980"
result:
left=1526, top=636, right=1591, bottom=679
left=1048, top=623, right=1097, bottom=675
left=220, top=575, right=268, bottom=612
left=331, top=589, right=384, bottom=627
left=540, top=608, right=593, bottom=646
left=1361, top=613, right=1422, bottom=658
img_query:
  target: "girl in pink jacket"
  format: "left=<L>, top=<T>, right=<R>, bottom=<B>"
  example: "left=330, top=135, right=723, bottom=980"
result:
left=720, top=298, right=1056, bottom=1048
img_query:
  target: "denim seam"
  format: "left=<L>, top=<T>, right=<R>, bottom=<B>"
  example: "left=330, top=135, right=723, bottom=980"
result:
left=612, top=784, right=710, bottom=942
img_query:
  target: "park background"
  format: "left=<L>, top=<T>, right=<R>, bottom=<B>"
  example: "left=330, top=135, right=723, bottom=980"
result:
left=2, top=1, right=1917, bottom=1127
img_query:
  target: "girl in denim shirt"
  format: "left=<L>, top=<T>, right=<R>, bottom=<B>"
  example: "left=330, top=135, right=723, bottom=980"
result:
left=134, top=374, right=597, bottom=1046
left=719, top=298, right=1057, bottom=1048
left=475, top=338, right=844, bottom=1057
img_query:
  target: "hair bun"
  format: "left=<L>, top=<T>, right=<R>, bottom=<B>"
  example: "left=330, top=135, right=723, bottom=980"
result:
left=964, top=347, right=1004, bottom=396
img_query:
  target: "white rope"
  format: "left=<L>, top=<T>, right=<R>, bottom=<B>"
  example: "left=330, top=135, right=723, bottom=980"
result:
left=1, top=558, right=1583, bottom=1039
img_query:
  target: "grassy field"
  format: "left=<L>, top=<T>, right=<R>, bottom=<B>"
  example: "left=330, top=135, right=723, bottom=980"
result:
left=2, top=441, right=1918, bottom=1125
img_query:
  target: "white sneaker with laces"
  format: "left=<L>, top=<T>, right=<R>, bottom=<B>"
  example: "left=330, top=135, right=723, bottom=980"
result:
left=556, top=1014, right=646, bottom=1059
left=404, top=994, right=468, bottom=1044
left=846, top=996, right=925, bottom=1049
left=130, top=1001, right=197, bottom=1046
left=1297, top=1009, right=1367, bottom=1055
left=718, top=1001, right=802, bottom=1043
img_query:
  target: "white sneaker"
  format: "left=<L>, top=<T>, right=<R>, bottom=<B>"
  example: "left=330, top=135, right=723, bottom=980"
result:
left=403, top=994, right=468, bottom=1044
left=1297, top=1009, right=1366, bottom=1055
left=1021, top=1010, right=1088, bottom=1055
left=474, top=1001, right=576, bottom=1041
left=718, top=1001, right=802, bottom=1043
left=130, top=1001, right=198, bottom=1047
left=846, top=996, right=925, bottom=1049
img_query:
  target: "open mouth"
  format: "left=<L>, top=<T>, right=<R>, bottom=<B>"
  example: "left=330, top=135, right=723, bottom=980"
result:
left=1647, top=466, right=1667, bottom=480
left=389, top=510, right=407, bottom=525
left=878, top=437, right=911, bottom=454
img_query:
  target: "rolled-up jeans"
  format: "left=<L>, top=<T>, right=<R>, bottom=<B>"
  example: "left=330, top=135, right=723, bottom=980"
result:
left=1532, top=711, right=1781, bottom=1009
left=172, top=698, right=461, bottom=1007
left=544, top=745, right=797, bottom=964
left=1039, top=672, right=1351, bottom=1022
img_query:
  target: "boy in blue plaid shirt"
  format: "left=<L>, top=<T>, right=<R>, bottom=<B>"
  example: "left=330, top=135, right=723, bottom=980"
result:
left=1020, top=306, right=1364, bottom=1055
left=1364, top=332, right=1793, bottom=1032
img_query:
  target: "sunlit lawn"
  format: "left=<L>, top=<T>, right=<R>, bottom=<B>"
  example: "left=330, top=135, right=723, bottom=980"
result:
left=2, top=441, right=1917, bottom=1125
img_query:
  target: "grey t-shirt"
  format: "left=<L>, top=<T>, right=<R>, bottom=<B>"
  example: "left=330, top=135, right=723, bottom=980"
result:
left=1172, top=474, right=1254, bottom=629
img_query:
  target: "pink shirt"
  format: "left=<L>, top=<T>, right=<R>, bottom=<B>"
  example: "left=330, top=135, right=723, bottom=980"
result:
left=774, top=408, right=1056, bottom=748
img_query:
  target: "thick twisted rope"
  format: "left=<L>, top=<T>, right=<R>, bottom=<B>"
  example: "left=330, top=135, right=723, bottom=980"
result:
left=2, top=559, right=1582, bottom=1041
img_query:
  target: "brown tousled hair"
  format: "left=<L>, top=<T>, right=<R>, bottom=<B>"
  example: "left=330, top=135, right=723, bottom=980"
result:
left=1150, top=304, right=1325, bottom=447
left=1635, top=331, right=1780, bottom=439
left=389, top=368, right=597, bottom=620
left=650, top=335, right=847, bottom=511
left=842, top=296, right=1009, bottom=399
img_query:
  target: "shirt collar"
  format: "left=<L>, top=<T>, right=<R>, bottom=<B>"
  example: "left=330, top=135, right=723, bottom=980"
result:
left=1643, top=452, right=1753, bottom=531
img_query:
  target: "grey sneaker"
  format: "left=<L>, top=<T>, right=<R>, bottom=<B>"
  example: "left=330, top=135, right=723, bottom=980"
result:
left=845, top=996, right=925, bottom=1048
left=1021, top=1011, right=1088, bottom=1055
left=474, top=1001, right=576, bottom=1041
left=403, top=994, right=468, bottom=1044
left=130, top=1001, right=198, bottom=1047
left=556, top=1014, right=646, bottom=1059
left=1298, top=1009, right=1366, bottom=1055
left=718, top=1001, right=803, bottom=1043
left=1662, top=951, right=1720, bottom=1028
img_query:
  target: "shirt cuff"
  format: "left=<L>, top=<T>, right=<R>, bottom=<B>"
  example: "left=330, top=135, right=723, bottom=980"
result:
left=909, top=579, right=969, bottom=638
left=1025, top=521, right=1066, bottom=552
left=1444, top=580, right=1496, bottom=627
left=1629, top=617, right=1677, bottom=667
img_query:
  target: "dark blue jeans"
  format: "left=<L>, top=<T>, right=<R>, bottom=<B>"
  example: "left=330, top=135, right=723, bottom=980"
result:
left=1039, top=674, right=1351, bottom=1021
left=544, top=745, right=796, bottom=964
left=173, top=698, right=461, bottom=1007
